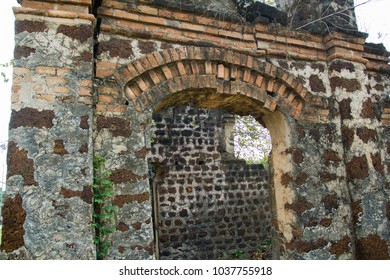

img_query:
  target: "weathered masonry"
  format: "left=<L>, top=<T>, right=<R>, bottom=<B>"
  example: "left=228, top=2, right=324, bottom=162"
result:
left=149, top=105, right=271, bottom=259
left=1, top=0, right=390, bottom=259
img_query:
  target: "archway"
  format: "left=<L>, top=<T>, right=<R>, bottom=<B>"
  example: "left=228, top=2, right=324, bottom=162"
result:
left=111, top=46, right=309, bottom=258
left=148, top=104, right=273, bottom=259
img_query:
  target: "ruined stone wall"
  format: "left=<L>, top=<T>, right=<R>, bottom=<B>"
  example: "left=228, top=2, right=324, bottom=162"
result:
left=1, top=3, right=96, bottom=259
left=2, top=0, right=390, bottom=260
left=149, top=105, right=270, bottom=259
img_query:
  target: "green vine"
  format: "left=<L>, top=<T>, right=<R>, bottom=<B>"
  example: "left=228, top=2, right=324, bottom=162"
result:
left=92, top=156, right=118, bottom=259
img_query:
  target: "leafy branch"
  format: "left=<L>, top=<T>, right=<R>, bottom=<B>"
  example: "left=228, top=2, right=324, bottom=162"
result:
left=92, top=155, right=118, bottom=259
left=0, top=60, right=13, bottom=83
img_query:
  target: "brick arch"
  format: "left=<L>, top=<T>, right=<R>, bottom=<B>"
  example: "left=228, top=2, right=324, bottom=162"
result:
left=113, top=46, right=313, bottom=118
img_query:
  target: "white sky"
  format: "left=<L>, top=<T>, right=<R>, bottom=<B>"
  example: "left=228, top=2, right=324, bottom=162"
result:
left=0, top=0, right=389, bottom=189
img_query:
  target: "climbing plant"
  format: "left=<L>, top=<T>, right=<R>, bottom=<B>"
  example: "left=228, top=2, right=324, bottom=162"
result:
left=0, top=60, right=12, bottom=83
left=92, top=155, right=118, bottom=259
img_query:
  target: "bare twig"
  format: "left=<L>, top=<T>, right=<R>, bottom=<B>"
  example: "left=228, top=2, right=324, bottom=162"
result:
left=294, top=0, right=373, bottom=31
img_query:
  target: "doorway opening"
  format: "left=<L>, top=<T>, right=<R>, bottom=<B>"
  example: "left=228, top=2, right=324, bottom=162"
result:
left=148, top=104, right=273, bottom=259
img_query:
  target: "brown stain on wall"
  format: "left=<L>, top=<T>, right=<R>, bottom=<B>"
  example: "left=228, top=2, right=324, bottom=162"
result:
left=339, top=98, right=352, bottom=119
left=9, top=108, right=55, bottom=129
left=109, top=169, right=145, bottom=184
left=330, top=77, right=361, bottom=92
left=309, top=75, right=326, bottom=93
left=322, top=149, right=341, bottom=165
left=360, top=99, right=377, bottom=119
left=97, top=116, right=131, bottom=137
left=14, top=46, right=36, bottom=59
left=341, top=125, right=354, bottom=149
left=53, top=139, right=69, bottom=156
left=286, top=239, right=328, bottom=254
left=15, top=20, right=47, bottom=34
left=60, top=186, right=93, bottom=204
left=356, top=127, right=376, bottom=143
left=346, top=155, right=369, bottom=180
left=330, top=236, right=352, bottom=257
left=112, top=192, right=150, bottom=207
left=329, top=60, right=355, bottom=73
left=0, top=194, right=26, bottom=253
left=97, top=38, right=134, bottom=58
left=356, top=235, right=389, bottom=259
left=79, top=116, right=90, bottom=129
left=322, top=194, right=338, bottom=212
left=7, top=141, right=37, bottom=186
left=285, top=196, right=314, bottom=216
left=57, top=24, right=93, bottom=43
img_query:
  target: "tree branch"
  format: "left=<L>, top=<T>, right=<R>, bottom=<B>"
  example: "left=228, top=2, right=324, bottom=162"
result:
left=294, top=0, right=373, bottom=31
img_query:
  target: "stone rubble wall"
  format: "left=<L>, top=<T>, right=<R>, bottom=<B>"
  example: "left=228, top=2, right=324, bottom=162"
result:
left=1, top=0, right=390, bottom=260
left=149, top=105, right=271, bottom=259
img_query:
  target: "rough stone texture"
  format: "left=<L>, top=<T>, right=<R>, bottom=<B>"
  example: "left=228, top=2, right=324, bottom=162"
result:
left=1, top=10, right=96, bottom=259
left=149, top=105, right=271, bottom=259
left=2, top=0, right=390, bottom=260
left=0, top=194, right=26, bottom=253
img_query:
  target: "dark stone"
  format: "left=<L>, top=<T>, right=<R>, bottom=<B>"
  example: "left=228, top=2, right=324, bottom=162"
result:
left=330, top=236, right=352, bottom=257
left=9, top=108, right=55, bottom=129
left=371, top=153, right=384, bottom=175
left=57, top=24, right=93, bottom=43
left=330, top=77, right=361, bottom=92
left=77, top=51, right=93, bottom=63
left=109, top=169, right=144, bottom=184
left=0, top=194, right=26, bottom=253
left=97, top=38, right=134, bottom=58
left=285, top=196, right=314, bottom=215
left=138, top=41, right=156, bottom=54
left=356, top=127, right=376, bottom=143
left=356, top=235, right=390, bottom=259
left=329, top=60, right=355, bottom=73
left=341, top=125, right=354, bottom=149
left=360, top=99, right=378, bottom=119
left=346, top=155, right=369, bottom=180
left=78, top=143, right=88, bottom=154
left=15, top=20, right=47, bottom=34
left=60, top=186, right=92, bottom=204
left=53, top=139, right=69, bottom=156
left=79, top=115, right=89, bottom=129
left=295, top=172, right=308, bottom=186
left=286, top=239, right=328, bottom=254
left=7, top=141, right=37, bottom=186
left=14, top=46, right=36, bottom=60
left=320, top=218, right=332, bottom=227
left=112, top=192, right=150, bottom=208
left=97, top=116, right=131, bottom=137
left=281, top=173, right=293, bottom=186
left=132, top=221, right=142, bottom=230
left=339, top=98, right=352, bottom=119
left=135, top=147, right=148, bottom=158
left=320, top=172, right=337, bottom=183
left=309, top=75, right=326, bottom=93
left=322, top=149, right=341, bottom=165
left=322, top=194, right=338, bottom=211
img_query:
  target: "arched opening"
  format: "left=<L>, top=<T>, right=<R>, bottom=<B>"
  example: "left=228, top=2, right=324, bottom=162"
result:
left=144, top=89, right=294, bottom=260
left=148, top=105, right=273, bottom=259
left=111, top=47, right=311, bottom=259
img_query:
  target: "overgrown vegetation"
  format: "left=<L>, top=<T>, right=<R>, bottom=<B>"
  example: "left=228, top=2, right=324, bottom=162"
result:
left=0, top=60, right=12, bottom=83
left=92, top=156, right=118, bottom=259
left=234, top=115, right=272, bottom=167
left=220, top=240, right=272, bottom=260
